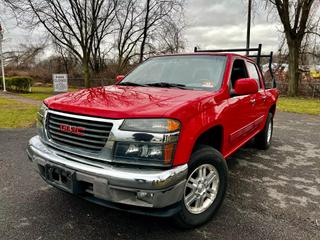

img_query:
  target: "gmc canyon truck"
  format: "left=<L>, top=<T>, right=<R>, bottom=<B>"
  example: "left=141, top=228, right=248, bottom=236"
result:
left=27, top=45, right=279, bottom=228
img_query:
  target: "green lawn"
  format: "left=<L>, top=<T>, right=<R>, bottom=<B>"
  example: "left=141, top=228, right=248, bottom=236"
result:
left=18, top=86, right=78, bottom=101
left=278, top=97, right=320, bottom=115
left=0, top=97, right=38, bottom=128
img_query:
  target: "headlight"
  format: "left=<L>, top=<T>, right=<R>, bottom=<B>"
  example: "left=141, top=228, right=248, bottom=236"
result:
left=120, top=118, right=180, bottom=133
left=115, top=118, right=180, bottom=167
left=37, top=103, right=48, bottom=137
left=37, top=103, right=48, bottom=124
left=113, top=142, right=176, bottom=167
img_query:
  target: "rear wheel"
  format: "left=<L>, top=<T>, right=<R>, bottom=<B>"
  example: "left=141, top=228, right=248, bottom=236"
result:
left=255, top=113, right=273, bottom=150
left=174, top=145, right=228, bottom=228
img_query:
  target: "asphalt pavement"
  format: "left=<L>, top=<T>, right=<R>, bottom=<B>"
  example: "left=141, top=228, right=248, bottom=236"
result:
left=0, top=111, right=319, bottom=240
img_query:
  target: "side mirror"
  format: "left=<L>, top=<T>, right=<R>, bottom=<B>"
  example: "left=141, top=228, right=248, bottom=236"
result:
left=115, top=75, right=125, bottom=84
left=234, top=78, right=258, bottom=95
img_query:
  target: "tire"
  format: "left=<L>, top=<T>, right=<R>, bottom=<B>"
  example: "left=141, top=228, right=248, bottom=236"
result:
left=255, top=113, right=273, bottom=150
left=173, top=145, right=228, bottom=229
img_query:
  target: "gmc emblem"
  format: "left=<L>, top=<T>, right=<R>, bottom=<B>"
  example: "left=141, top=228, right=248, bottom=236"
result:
left=59, top=124, right=85, bottom=136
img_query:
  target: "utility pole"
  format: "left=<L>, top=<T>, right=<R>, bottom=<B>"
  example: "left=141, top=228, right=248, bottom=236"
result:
left=0, top=23, right=6, bottom=92
left=246, top=0, right=252, bottom=55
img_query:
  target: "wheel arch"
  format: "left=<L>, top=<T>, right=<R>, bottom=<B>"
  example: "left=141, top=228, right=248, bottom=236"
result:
left=269, top=104, right=276, bottom=117
left=192, top=125, right=224, bottom=153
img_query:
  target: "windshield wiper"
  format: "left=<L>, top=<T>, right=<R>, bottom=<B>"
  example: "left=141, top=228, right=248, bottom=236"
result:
left=118, top=82, right=147, bottom=87
left=146, top=82, right=188, bottom=89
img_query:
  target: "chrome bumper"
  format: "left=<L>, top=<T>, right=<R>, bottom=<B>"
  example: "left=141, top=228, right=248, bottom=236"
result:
left=27, top=136, right=188, bottom=209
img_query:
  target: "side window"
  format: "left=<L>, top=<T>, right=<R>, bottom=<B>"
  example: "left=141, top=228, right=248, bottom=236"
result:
left=246, top=62, right=261, bottom=89
left=230, top=59, right=248, bottom=90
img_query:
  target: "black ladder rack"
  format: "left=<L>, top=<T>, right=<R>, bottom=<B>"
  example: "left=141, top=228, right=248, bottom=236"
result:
left=194, top=44, right=276, bottom=88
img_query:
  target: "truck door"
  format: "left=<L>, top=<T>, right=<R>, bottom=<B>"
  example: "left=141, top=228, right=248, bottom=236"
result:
left=226, top=59, right=257, bottom=149
left=246, top=61, right=267, bottom=130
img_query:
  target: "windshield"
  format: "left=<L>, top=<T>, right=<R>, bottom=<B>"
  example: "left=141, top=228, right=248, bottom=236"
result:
left=120, top=55, right=227, bottom=91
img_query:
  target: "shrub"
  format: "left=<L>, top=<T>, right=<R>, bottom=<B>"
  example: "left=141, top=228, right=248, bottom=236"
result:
left=0, top=76, right=33, bottom=92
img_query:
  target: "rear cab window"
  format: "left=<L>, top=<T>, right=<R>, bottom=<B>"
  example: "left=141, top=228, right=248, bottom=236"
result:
left=246, top=61, right=262, bottom=89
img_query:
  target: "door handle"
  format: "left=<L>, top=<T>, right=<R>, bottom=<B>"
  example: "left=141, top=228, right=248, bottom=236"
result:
left=262, top=96, right=267, bottom=102
left=250, top=99, right=256, bottom=104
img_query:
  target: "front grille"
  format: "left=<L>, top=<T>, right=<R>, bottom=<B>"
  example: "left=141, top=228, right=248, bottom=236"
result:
left=46, top=112, right=113, bottom=152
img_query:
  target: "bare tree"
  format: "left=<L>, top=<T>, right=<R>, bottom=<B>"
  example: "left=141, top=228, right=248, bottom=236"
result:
left=156, top=16, right=185, bottom=54
left=5, top=43, right=45, bottom=69
left=299, top=15, right=320, bottom=67
left=115, top=0, right=145, bottom=73
left=5, top=0, right=117, bottom=87
left=114, top=0, right=185, bottom=73
left=266, top=0, right=319, bottom=96
left=139, top=0, right=151, bottom=63
left=138, top=0, right=184, bottom=63
left=52, top=40, right=79, bottom=75
left=90, top=6, right=116, bottom=74
left=3, top=0, right=186, bottom=78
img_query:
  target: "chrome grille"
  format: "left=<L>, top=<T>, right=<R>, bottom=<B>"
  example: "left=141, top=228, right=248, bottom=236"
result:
left=46, top=112, right=113, bottom=152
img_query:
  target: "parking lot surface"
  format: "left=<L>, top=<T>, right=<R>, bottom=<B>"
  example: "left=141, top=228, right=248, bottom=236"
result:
left=0, top=112, right=319, bottom=240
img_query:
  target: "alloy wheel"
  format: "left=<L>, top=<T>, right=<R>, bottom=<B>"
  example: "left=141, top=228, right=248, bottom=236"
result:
left=184, top=164, right=220, bottom=214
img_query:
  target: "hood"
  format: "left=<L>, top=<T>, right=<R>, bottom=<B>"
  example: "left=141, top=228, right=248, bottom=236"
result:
left=44, top=85, right=214, bottom=119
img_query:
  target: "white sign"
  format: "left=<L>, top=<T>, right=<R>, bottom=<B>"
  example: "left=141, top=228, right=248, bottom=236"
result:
left=53, top=74, right=68, bottom=92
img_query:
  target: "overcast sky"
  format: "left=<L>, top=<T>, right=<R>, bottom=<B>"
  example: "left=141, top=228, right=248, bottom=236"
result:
left=0, top=0, right=281, bottom=54
left=184, top=0, right=281, bottom=52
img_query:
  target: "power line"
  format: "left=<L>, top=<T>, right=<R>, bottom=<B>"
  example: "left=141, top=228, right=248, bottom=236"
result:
left=246, top=0, right=252, bottom=56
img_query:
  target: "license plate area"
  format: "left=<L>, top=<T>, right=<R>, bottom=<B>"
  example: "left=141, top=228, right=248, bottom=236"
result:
left=45, top=165, right=77, bottom=193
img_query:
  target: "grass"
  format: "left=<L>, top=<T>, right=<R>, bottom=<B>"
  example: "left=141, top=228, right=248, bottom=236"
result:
left=18, top=86, right=78, bottom=101
left=278, top=96, right=320, bottom=115
left=0, top=97, right=38, bottom=128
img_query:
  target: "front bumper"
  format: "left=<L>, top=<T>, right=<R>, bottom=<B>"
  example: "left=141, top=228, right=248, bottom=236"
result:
left=27, top=136, right=188, bottom=214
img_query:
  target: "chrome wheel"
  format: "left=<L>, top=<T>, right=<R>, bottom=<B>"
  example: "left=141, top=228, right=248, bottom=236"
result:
left=267, top=121, right=272, bottom=143
left=184, top=164, right=220, bottom=214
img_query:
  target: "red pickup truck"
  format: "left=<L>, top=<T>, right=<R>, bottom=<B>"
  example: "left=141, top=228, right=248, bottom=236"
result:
left=27, top=45, right=279, bottom=228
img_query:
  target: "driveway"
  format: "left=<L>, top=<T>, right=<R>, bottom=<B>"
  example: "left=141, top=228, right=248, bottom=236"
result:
left=0, top=112, right=319, bottom=240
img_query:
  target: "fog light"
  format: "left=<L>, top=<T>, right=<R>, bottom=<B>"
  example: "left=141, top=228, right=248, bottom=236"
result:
left=137, top=191, right=155, bottom=203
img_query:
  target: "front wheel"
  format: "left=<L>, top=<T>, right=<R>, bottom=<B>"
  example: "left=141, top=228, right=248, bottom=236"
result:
left=173, top=145, right=228, bottom=228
